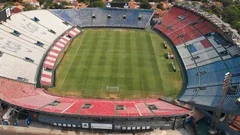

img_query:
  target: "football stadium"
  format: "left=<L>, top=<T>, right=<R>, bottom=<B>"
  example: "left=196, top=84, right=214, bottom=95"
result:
left=0, top=2, right=239, bottom=135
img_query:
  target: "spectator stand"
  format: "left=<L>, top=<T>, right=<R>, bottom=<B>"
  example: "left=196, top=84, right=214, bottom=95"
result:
left=40, top=28, right=81, bottom=86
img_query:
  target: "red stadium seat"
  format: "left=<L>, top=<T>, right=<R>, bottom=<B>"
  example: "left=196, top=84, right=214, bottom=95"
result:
left=0, top=77, right=189, bottom=117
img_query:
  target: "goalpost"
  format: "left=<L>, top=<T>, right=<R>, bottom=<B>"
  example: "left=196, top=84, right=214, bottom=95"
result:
left=106, top=86, right=120, bottom=93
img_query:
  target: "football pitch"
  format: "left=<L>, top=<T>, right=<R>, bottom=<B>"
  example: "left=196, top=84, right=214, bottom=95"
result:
left=49, top=29, right=182, bottom=99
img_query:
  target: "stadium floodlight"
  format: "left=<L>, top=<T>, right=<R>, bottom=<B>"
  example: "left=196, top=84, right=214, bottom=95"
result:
left=223, top=78, right=230, bottom=82
left=225, top=72, right=230, bottom=76
left=236, top=97, right=240, bottom=105
left=222, top=72, right=232, bottom=95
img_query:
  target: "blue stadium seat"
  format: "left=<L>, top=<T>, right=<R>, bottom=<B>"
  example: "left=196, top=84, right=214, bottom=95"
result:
left=50, top=8, right=153, bottom=28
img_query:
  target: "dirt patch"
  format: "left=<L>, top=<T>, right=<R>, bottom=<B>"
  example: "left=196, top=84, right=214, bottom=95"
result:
left=109, top=94, right=119, bottom=99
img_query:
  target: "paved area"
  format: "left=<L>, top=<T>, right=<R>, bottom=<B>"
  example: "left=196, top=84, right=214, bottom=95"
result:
left=0, top=125, right=195, bottom=135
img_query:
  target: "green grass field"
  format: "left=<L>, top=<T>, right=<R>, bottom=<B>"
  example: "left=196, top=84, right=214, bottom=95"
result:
left=48, top=29, right=182, bottom=99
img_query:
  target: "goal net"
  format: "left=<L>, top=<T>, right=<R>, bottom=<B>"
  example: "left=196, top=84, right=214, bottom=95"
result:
left=106, top=86, right=120, bottom=93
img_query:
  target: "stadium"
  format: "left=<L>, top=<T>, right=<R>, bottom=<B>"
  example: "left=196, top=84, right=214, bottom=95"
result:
left=0, top=2, right=239, bottom=135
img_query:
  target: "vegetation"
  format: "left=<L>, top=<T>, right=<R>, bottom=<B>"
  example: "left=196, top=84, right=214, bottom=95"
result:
left=202, top=0, right=240, bottom=32
left=49, top=1, right=69, bottom=9
left=38, top=0, right=45, bottom=6
left=221, top=4, right=240, bottom=32
left=1, top=0, right=37, bottom=11
left=3, top=1, right=14, bottom=8
left=22, top=3, right=37, bottom=11
left=112, top=0, right=130, bottom=2
left=50, top=29, right=182, bottom=99
left=139, top=0, right=151, bottom=9
left=2, top=0, right=70, bottom=9
left=77, top=0, right=88, bottom=4
left=157, top=3, right=164, bottom=10
left=153, top=0, right=165, bottom=2
left=42, top=0, right=53, bottom=9
left=88, top=0, right=105, bottom=8
left=0, top=0, right=22, bottom=2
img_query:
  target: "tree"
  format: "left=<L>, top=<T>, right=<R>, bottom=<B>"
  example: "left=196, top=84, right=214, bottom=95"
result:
left=221, top=0, right=234, bottom=7
left=88, top=0, right=104, bottom=8
left=139, top=0, right=151, bottom=9
left=42, top=0, right=53, bottom=9
left=202, top=0, right=240, bottom=33
left=153, top=0, right=165, bottom=2
left=221, top=5, right=240, bottom=31
left=77, top=0, right=88, bottom=2
left=112, top=0, right=129, bottom=2
left=22, top=3, right=37, bottom=11
left=0, top=0, right=22, bottom=2
left=201, top=0, right=210, bottom=3
left=157, top=3, right=164, bottom=10
left=43, top=3, right=49, bottom=9
left=61, top=1, right=69, bottom=6
left=0, top=0, right=7, bottom=2
left=49, top=2, right=64, bottom=9
left=211, top=5, right=222, bottom=17
left=46, top=0, right=53, bottom=4
left=38, top=0, right=45, bottom=6
left=234, top=1, right=240, bottom=5
left=77, top=0, right=89, bottom=4
left=3, top=2, right=14, bottom=8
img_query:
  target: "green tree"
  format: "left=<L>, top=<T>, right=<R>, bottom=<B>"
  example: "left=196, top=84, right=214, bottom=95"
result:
left=112, top=0, right=129, bottom=2
left=61, top=1, right=69, bottom=6
left=42, top=0, right=53, bottom=9
left=77, top=0, right=88, bottom=2
left=38, top=0, right=45, bottom=6
left=3, top=2, right=14, bottom=8
left=234, top=1, right=240, bottom=5
left=49, top=2, right=64, bottom=9
left=202, top=0, right=240, bottom=33
left=201, top=0, right=210, bottom=3
left=207, top=5, right=223, bottom=17
left=139, top=0, right=151, bottom=9
left=157, top=3, right=164, bottom=10
left=22, top=3, right=37, bottom=11
left=221, top=0, right=234, bottom=7
left=0, top=0, right=7, bottom=2
left=77, top=0, right=91, bottom=5
left=221, top=5, right=240, bottom=31
left=46, top=0, right=53, bottom=4
left=153, top=0, right=165, bottom=2
left=88, top=0, right=104, bottom=8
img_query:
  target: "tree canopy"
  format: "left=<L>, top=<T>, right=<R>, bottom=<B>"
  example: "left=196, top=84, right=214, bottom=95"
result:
left=157, top=3, right=164, bottom=10
left=222, top=5, right=240, bottom=31
left=3, top=2, right=14, bottom=9
left=139, top=0, right=151, bottom=9
left=22, top=3, right=37, bottom=11
left=88, top=0, right=105, bottom=8
left=112, top=0, right=129, bottom=2
left=77, top=0, right=89, bottom=4
left=202, top=0, right=240, bottom=32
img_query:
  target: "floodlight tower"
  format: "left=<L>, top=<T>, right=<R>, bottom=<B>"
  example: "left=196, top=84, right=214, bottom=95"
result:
left=209, top=72, right=232, bottom=135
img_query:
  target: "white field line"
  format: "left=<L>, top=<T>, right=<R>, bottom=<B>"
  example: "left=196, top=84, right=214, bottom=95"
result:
left=81, top=75, right=86, bottom=89
left=59, top=33, right=86, bottom=88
